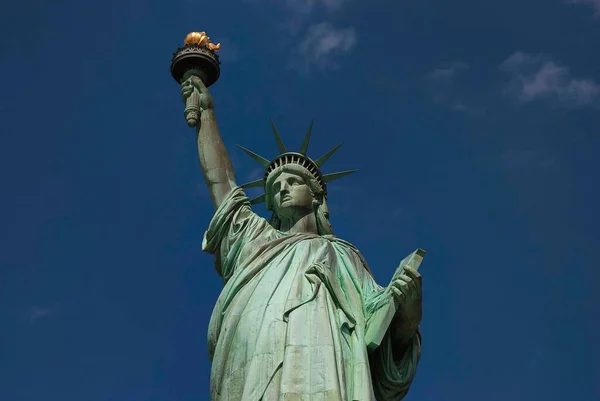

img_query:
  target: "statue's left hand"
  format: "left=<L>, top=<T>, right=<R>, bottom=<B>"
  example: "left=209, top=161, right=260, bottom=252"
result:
left=390, top=266, right=422, bottom=334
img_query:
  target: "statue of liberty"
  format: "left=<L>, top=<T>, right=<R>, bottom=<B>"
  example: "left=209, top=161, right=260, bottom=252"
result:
left=173, top=33, right=424, bottom=401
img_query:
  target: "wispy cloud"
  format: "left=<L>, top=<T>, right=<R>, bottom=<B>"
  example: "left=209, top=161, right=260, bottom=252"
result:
left=213, top=37, right=240, bottom=63
left=249, top=0, right=348, bottom=31
left=245, top=166, right=264, bottom=182
left=566, top=0, right=600, bottom=15
left=26, top=304, right=60, bottom=325
left=284, top=0, right=346, bottom=15
left=293, top=22, right=356, bottom=72
left=499, top=51, right=600, bottom=108
left=527, top=346, right=552, bottom=372
left=425, top=62, right=485, bottom=115
left=426, top=62, right=470, bottom=81
left=500, top=149, right=556, bottom=172
left=246, top=0, right=355, bottom=70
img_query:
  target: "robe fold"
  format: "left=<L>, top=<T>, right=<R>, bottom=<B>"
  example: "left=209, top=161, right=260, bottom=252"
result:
left=202, top=187, right=421, bottom=401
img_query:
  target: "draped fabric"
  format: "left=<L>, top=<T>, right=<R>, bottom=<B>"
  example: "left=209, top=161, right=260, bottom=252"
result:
left=202, top=187, right=421, bottom=401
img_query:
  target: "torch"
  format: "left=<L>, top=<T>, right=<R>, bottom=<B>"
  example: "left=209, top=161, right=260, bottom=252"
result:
left=170, top=32, right=221, bottom=127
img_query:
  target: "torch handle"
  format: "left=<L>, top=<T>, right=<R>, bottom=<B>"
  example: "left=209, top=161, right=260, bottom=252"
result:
left=184, top=89, right=201, bottom=127
left=182, top=69, right=208, bottom=128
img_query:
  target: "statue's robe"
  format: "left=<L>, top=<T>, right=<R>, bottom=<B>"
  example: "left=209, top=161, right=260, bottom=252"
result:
left=203, top=187, right=421, bottom=401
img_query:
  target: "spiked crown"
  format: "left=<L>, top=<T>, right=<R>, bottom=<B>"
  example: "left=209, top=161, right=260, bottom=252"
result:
left=238, top=120, right=357, bottom=207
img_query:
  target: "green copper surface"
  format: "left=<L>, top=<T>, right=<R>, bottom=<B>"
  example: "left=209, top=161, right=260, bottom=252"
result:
left=176, top=70, right=426, bottom=401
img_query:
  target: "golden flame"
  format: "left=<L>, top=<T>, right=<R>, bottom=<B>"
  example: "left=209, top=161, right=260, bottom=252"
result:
left=184, top=31, right=221, bottom=51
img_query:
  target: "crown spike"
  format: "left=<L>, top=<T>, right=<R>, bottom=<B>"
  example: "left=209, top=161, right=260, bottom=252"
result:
left=240, top=178, right=265, bottom=189
left=250, top=193, right=266, bottom=205
left=269, top=119, right=287, bottom=153
left=315, top=143, right=343, bottom=167
left=323, top=169, right=358, bottom=183
left=237, top=145, right=271, bottom=167
left=299, top=120, right=314, bottom=155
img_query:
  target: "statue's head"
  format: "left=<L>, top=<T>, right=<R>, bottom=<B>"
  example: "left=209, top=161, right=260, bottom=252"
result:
left=263, top=162, right=332, bottom=234
left=268, top=169, right=314, bottom=219
left=238, top=120, right=357, bottom=235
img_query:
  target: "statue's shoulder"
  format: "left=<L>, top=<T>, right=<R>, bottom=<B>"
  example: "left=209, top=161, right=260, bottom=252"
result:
left=325, top=235, right=357, bottom=250
left=325, top=235, right=372, bottom=272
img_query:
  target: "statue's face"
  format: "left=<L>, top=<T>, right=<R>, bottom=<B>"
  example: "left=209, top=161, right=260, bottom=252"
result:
left=270, top=171, right=313, bottom=219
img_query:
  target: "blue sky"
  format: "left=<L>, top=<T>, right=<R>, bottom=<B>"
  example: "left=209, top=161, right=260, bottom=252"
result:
left=1, top=0, right=599, bottom=400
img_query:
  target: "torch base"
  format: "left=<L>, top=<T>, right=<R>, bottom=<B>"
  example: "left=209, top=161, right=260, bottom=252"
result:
left=170, top=44, right=220, bottom=87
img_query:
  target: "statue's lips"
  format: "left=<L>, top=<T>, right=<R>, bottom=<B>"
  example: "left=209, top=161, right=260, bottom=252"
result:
left=281, top=195, right=292, bottom=203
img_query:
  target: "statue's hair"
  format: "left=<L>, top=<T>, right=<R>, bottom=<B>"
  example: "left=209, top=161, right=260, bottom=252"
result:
left=266, top=166, right=334, bottom=236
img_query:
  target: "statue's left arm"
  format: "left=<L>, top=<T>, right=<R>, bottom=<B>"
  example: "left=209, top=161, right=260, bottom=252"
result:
left=387, top=266, right=422, bottom=359
left=368, top=326, right=421, bottom=401
left=360, top=261, right=423, bottom=401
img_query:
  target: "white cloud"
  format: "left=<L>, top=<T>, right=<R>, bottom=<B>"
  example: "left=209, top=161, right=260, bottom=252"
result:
left=245, top=0, right=346, bottom=24
left=284, top=0, right=345, bottom=15
left=295, top=22, right=356, bottom=71
left=213, top=37, right=240, bottom=63
left=566, top=0, right=600, bottom=15
left=500, top=149, right=556, bottom=172
left=244, top=0, right=355, bottom=71
left=427, top=62, right=470, bottom=81
left=245, top=167, right=264, bottom=182
left=425, top=62, right=484, bottom=115
left=26, top=304, right=60, bottom=324
left=499, top=51, right=600, bottom=108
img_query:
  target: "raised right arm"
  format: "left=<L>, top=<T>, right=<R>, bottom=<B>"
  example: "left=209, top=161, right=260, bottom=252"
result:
left=182, top=75, right=237, bottom=209
left=196, top=108, right=237, bottom=209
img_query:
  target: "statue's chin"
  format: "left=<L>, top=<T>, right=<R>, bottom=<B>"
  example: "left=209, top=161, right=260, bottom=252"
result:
left=273, top=208, right=295, bottom=221
left=275, top=205, right=313, bottom=221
